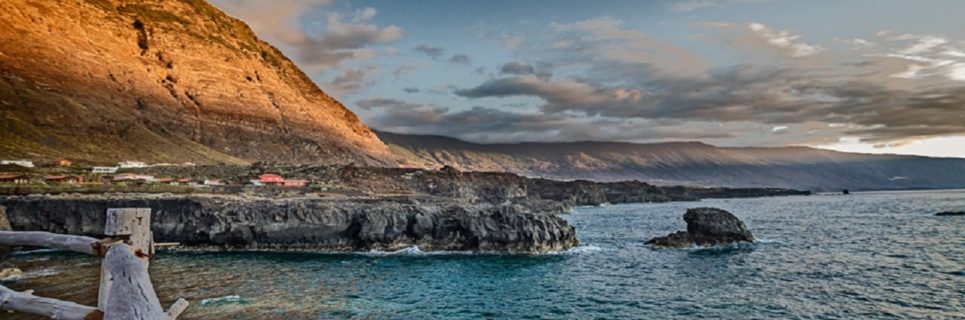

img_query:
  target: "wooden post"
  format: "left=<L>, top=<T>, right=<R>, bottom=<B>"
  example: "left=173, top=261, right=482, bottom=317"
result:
left=98, top=208, right=153, bottom=311
left=102, top=244, right=167, bottom=320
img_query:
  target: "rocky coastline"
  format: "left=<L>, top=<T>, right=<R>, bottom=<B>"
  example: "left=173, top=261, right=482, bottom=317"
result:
left=0, top=194, right=577, bottom=253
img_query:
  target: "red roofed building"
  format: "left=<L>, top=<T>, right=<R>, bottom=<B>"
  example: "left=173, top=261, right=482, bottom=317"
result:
left=282, top=179, right=308, bottom=188
left=259, top=174, right=284, bottom=186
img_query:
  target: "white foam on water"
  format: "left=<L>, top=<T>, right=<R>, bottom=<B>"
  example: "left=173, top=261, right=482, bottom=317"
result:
left=754, top=238, right=786, bottom=244
left=200, top=295, right=243, bottom=306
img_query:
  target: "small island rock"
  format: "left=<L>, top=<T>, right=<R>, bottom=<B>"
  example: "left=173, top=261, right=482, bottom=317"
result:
left=935, top=211, right=964, bottom=216
left=647, top=207, right=754, bottom=248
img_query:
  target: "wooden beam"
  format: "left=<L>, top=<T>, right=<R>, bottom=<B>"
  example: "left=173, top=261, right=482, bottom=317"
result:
left=102, top=244, right=167, bottom=320
left=0, top=231, right=101, bottom=255
left=166, top=298, right=189, bottom=319
left=99, top=208, right=153, bottom=311
left=0, top=284, right=103, bottom=320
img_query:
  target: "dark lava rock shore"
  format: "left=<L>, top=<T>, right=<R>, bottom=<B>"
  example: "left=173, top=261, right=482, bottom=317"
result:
left=0, top=194, right=577, bottom=253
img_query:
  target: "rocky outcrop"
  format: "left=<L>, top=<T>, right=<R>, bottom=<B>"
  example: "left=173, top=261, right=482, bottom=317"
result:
left=935, top=211, right=964, bottom=216
left=646, top=207, right=754, bottom=248
left=0, top=0, right=396, bottom=165
left=0, top=195, right=578, bottom=253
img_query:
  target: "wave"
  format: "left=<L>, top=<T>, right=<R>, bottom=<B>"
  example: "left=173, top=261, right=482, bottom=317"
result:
left=358, top=245, right=604, bottom=256
left=200, top=295, right=244, bottom=306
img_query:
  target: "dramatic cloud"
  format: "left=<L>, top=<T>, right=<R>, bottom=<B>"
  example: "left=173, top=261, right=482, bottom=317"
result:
left=211, top=1, right=401, bottom=72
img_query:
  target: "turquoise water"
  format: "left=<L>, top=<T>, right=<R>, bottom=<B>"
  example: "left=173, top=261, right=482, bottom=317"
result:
left=5, top=190, right=964, bottom=319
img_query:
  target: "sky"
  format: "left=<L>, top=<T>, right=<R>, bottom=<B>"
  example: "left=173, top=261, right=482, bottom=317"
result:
left=209, top=0, right=965, bottom=158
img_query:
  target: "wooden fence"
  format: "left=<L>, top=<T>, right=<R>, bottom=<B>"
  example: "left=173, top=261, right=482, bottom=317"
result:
left=0, top=208, right=188, bottom=319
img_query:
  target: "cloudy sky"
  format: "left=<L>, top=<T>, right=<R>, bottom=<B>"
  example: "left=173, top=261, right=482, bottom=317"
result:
left=210, top=0, right=965, bottom=158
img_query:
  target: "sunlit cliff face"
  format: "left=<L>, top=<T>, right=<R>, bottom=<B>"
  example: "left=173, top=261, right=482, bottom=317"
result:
left=212, top=0, right=965, bottom=158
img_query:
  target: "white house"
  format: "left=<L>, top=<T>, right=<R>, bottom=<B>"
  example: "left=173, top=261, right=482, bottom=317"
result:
left=1, top=160, right=35, bottom=168
left=92, top=166, right=119, bottom=174
left=118, top=161, right=148, bottom=168
left=203, top=179, right=224, bottom=186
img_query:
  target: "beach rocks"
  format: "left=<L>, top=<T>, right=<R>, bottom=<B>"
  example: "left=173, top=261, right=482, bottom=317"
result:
left=935, top=211, right=965, bottom=216
left=646, top=207, right=754, bottom=248
left=0, top=195, right=578, bottom=253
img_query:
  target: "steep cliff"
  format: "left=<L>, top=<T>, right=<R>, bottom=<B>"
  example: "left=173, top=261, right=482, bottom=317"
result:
left=0, top=0, right=396, bottom=165
left=378, top=131, right=965, bottom=191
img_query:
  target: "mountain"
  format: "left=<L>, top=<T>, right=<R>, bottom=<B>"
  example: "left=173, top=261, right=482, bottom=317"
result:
left=377, top=131, right=965, bottom=191
left=0, top=0, right=396, bottom=165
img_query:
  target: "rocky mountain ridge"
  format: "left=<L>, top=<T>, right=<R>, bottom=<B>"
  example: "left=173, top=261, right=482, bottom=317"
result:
left=378, top=131, right=965, bottom=191
left=0, top=0, right=396, bottom=165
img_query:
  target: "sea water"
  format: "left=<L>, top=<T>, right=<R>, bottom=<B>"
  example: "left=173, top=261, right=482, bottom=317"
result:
left=4, top=190, right=963, bottom=319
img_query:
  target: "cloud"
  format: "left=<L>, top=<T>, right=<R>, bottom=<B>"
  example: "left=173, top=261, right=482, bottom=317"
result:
left=499, top=62, right=553, bottom=79
left=357, top=98, right=740, bottom=143
left=211, top=2, right=401, bottom=72
left=547, top=17, right=707, bottom=77
left=319, top=65, right=379, bottom=97
left=413, top=44, right=446, bottom=60
left=669, top=0, right=766, bottom=12
left=448, top=54, right=472, bottom=66
left=747, top=23, right=824, bottom=57
left=403, top=87, right=420, bottom=93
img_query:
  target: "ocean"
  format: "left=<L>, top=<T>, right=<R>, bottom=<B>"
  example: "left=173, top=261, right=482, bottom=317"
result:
left=4, top=190, right=964, bottom=319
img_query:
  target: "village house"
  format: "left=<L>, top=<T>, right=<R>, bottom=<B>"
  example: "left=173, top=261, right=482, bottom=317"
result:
left=155, top=178, right=175, bottom=185
left=117, top=161, right=148, bottom=168
left=282, top=179, right=308, bottom=188
left=177, top=178, right=198, bottom=186
left=0, top=174, right=30, bottom=184
left=44, top=175, right=83, bottom=185
left=256, top=173, right=308, bottom=188
left=258, top=174, right=285, bottom=186
left=92, top=166, right=119, bottom=174
left=203, top=179, right=223, bottom=186
left=1, top=160, right=34, bottom=168
left=113, top=173, right=155, bottom=185
left=47, top=159, right=73, bottom=167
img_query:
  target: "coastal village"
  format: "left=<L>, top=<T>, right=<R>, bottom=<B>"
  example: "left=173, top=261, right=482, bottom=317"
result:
left=0, top=159, right=310, bottom=191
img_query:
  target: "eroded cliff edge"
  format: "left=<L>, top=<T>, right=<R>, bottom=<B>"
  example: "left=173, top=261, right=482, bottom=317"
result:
left=0, top=195, right=578, bottom=253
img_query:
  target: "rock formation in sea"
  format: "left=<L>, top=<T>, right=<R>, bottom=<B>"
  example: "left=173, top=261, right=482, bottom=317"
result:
left=0, top=195, right=578, bottom=253
left=935, top=211, right=965, bottom=216
left=646, top=207, right=755, bottom=248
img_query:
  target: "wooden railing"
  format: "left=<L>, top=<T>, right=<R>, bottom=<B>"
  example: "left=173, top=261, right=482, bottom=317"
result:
left=0, top=208, right=188, bottom=320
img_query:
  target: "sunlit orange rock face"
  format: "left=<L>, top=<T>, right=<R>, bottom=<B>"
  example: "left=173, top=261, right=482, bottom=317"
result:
left=0, top=0, right=397, bottom=165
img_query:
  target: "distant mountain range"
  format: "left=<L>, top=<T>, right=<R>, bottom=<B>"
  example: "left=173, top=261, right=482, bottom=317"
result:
left=377, top=131, right=965, bottom=191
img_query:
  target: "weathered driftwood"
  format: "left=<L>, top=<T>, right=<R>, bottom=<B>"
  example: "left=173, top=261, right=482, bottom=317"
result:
left=0, top=207, right=189, bottom=319
left=102, top=243, right=168, bottom=320
left=100, top=208, right=154, bottom=311
left=0, top=284, right=102, bottom=320
left=0, top=231, right=102, bottom=255
left=166, top=298, right=189, bottom=319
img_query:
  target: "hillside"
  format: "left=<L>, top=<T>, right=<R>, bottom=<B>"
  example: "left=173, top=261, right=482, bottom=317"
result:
left=0, top=0, right=397, bottom=165
left=378, top=131, right=965, bottom=191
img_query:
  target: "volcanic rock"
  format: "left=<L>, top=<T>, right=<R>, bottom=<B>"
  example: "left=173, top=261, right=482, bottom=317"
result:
left=935, top=211, right=965, bottom=216
left=646, top=207, right=754, bottom=248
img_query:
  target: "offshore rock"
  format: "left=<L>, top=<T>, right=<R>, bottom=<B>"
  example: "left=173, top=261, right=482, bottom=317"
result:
left=647, top=207, right=754, bottom=248
left=935, top=211, right=965, bottom=216
left=0, top=194, right=578, bottom=253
